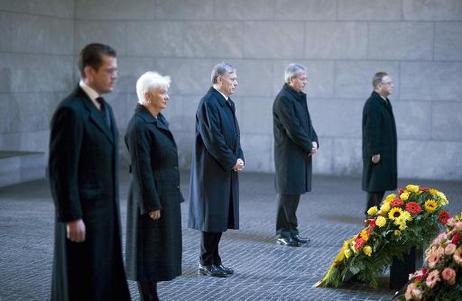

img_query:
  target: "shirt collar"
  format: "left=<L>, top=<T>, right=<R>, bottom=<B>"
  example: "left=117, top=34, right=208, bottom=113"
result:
left=213, top=87, right=229, bottom=101
left=79, top=80, right=102, bottom=109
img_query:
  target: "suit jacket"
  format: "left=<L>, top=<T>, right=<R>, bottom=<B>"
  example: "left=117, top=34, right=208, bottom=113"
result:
left=188, top=87, right=244, bottom=232
left=124, top=104, right=183, bottom=281
left=273, top=83, right=318, bottom=194
left=362, top=91, right=397, bottom=192
left=48, top=86, right=130, bottom=301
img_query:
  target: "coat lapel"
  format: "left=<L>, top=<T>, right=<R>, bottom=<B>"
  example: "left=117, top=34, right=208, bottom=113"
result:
left=76, top=87, right=114, bottom=144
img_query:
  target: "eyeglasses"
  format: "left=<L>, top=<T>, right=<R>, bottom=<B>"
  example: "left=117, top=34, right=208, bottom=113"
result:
left=381, top=81, right=393, bottom=85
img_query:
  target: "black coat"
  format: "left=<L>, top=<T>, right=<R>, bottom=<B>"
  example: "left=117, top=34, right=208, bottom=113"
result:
left=362, top=91, right=397, bottom=192
left=48, top=86, right=130, bottom=301
left=124, top=104, right=183, bottom=282
left=273, top=84, right=318, bottom=195
left=188, top=87, right=244, bottom=232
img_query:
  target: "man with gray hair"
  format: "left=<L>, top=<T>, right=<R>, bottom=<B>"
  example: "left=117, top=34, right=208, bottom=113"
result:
left=189, top=62, right=245, bottom=277
left=273, top=63, right=318, bottom=247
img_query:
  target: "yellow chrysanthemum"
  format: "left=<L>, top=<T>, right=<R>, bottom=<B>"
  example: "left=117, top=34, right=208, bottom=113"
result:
left=424, top=200, right=438, bottom=213
left=367, top=206, right=378, bottom=216
left=363, top=245, right=372, bottom=257
left=437, top=191, right=449, bottom=205
left=402, top=211, right=413, bottom=222
left=388, top=207, right=404, bottom=220
left=380, top=202, right=391, bottom=214
left=398, top=223, right=408, bottom=231
left=394, top=216, right=409, bottom=231
left=429, top=188, right=439, bottom=196
left=344, top=248, right=352, bottom=259
left=406, top=184, right=420, bottom=193
left=376, top=216, right=387, bottom=227
left=360, top=230, right=369, bottom=241
left=385, top=194, right=396, bottom=203
left=399, top=192, right=410, bottom=201
left=394, top=230, right=401, bottom=236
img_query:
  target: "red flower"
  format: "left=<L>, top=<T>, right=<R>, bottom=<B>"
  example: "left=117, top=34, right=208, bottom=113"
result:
left=391, top=198, right=404, bottom=208
left=354, top=237, right=365, bottom=250
left=452, top=232, right=461, bottom=245
left=415, top=268, right=429, bottom=282
left=399, top=188, right=405, bottom=194
left=367, top=220, right=376, bottom=236
left=368, top=219, right=376, bottom=229
left=421, top=186, right=429, bottom=192
left=405, top=202, right=422, bottom=216
left=439, top=210, right=451, bottom=225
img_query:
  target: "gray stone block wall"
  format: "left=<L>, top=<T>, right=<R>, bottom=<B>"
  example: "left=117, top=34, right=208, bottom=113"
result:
left=0, top=0, right=74, bottom=155
left=2, top=0, right=462, bottom=180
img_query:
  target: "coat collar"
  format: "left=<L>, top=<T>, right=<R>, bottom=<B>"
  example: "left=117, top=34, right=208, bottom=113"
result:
left=282, top=83, right=306, bottom=101
left=75, top=86, right=114, bottom=144
left=371, top=91, right=391, bottom=107
left=135, top=104, right=169, bottom=131
left=208, top=87, right=228, bottom=107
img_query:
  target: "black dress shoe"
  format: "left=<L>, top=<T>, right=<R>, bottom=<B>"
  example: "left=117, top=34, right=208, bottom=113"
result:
left=198, top=264, right=228, bottom=277
left=217, top=264, right=234, bottom=275
left=292, top=234, right=310, bottom=244
left=276, top=237, right=300, bottom=247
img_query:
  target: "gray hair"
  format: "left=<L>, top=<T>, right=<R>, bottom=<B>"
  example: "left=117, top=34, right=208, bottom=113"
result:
left=136, top=71, right=171, bottom=104
left=372, top=71, right=388, bottom=89
left=284, top=63, right=306, bottom=84
left=210, top=62, right=235, bottom=84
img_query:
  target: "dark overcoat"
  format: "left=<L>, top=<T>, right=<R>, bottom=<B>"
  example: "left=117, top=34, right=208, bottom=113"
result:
left=124, top=104, right=183, bottom=282
left=188, top=87, right=244, bottom=232
left=273, top=83, right=319, bottom=195
left=48, top=86, right=130, bottom=301
left=362, top=91, right=397, bottom=192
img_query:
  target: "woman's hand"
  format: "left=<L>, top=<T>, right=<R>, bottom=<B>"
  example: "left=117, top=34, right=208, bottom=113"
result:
left=149, top=210, right=161, bottom=220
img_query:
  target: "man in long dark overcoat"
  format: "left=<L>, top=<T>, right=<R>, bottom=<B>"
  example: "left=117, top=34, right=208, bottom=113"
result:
left=273, top=63, right=319, bottom=247
left=189, top=62, right=244, bottom=277
left=362, top=72, right=397, bottom=215
left=48, top=43, right=130, bottom=301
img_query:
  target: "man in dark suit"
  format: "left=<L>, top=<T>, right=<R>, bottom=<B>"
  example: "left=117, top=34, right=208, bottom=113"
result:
left=362, top=72, right=397, bottom=215
left=189, top=62, right=245, bottom=277
left=273, top=63, right=319, bottom=247
left=48, top=43, right=130, bottom=301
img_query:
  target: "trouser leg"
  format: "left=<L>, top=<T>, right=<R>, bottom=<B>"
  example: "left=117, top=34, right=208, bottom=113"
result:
left=276, top=194, right=301, bottom=238
left=366, top=191, right=385, bottom=215
left=137, top=280, right=158, bottom=301
left=200, top=232, right=222, bottom=266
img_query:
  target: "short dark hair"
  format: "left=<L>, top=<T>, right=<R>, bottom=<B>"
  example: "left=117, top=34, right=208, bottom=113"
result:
left=372, top=72, right=388, bottom=89
left=78, top=43, right=117, bottom=78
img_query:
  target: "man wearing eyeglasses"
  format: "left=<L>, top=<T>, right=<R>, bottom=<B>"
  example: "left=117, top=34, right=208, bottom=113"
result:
left=362, top=72, right=397, bottom=216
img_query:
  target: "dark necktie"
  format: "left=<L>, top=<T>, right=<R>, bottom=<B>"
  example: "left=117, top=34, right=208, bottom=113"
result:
left=96, top=96, right=111, bottom=129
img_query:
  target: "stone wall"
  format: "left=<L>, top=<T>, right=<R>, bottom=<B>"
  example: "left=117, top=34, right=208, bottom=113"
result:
left=0, top=0, right=74, bottom=154
left=2, top=0, right=462, bottom=179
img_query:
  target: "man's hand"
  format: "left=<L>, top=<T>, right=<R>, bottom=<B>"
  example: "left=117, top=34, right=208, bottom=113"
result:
left=371, top=154, right=381, bottom=164
left=233, top=158, right=245, bottom=172
left=149, top=210, right=161, bottom=220
left=66, top=219, right=86, bottom=242
left=311, top=141, right=318, bottom=156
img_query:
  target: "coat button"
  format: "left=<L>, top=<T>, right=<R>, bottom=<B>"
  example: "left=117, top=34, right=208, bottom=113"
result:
left=177, top=185, right=180, bottom=189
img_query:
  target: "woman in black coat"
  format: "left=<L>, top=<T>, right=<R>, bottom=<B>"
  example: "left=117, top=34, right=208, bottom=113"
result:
left=125, top=71, right=183, bottom=301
